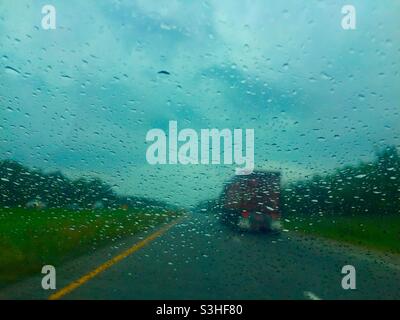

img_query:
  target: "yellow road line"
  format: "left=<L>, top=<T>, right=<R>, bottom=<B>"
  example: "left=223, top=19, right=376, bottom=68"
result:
left=49, top=217, right=185, bottom=300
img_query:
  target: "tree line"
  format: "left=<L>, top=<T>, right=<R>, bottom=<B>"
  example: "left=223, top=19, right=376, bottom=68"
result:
left=282, top=146, right=400, bottom=216
left=0, top=159, right=171, bottom=211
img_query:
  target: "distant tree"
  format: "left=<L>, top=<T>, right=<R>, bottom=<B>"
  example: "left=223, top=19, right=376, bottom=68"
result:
left=0, top=159, right=173, bottom=212
left=282, top=146, right=400, bottom=216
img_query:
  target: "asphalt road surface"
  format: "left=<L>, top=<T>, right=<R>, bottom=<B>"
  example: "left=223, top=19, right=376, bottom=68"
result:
left=1, top=212, right=400, bottom=300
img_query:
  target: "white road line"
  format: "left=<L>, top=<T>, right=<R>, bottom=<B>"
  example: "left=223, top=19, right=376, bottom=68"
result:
left=304, top=291, right=322, bottom=300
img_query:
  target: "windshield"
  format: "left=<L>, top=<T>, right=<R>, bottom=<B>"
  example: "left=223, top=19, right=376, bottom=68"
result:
left=1, top=0, right=399, bottom=301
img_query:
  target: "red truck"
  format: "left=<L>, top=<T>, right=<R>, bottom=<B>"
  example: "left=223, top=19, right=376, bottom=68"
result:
left=219, top=171, right=282, bottom=233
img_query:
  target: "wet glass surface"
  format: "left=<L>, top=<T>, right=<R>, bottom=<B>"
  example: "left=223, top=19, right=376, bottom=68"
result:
left=0, top=1, right=399, bottom=300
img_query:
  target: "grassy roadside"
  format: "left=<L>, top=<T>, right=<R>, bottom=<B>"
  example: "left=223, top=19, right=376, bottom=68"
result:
left=284, top=214, right=400, bottom=255
left=0, top=208, right=182, bottom=286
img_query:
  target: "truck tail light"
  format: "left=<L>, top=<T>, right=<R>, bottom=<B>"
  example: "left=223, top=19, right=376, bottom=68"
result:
left=270, top=212, right=280, bottom=220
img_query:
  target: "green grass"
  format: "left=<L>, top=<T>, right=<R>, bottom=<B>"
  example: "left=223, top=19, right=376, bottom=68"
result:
left=0, top=208, right=182, bottom=286
left=284, top=214, right=400, bottom=254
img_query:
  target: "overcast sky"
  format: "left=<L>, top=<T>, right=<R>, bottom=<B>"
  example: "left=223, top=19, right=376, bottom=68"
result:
left=1, top=0, right=399, bottom=207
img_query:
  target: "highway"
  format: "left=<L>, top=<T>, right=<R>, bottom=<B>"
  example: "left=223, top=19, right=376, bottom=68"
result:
left=1, top=212, right=400, bottom=300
